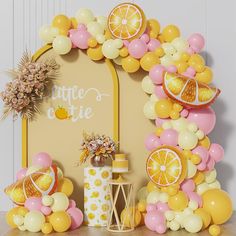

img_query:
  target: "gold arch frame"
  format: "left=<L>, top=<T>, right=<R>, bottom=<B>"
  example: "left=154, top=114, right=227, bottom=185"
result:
left=22, top=45, right=119, bottom=167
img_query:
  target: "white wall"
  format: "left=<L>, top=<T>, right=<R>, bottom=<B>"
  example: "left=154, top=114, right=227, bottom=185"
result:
left=0, top=0, right=235, bottom=210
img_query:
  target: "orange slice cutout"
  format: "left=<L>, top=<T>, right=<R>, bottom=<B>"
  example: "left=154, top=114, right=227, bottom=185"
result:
left=5, top=165, right=58, bottom=205
left=108, top=3, right=147, bottom=40
left=163, top=72, right=220, bottom=108
left=146, top=146, right=187, bottom=187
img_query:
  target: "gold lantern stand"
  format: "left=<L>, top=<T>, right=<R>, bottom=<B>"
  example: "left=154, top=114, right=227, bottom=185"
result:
left=107, top=154, right=134, bottom=232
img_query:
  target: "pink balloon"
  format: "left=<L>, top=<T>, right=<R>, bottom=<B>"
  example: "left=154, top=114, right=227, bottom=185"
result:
left=24, top=197, right=42, bottom=211
left=145, top=134, right=162, bottom=151
left=187, top=47, right=194, bottom=55
left=32, top=152, right=52, bottom=168
left=68, top=199, right=76, bottom=209
left=187, top=107, right=216, bottom=135
left=156, top=202, right=169, bottom=213
left=192, top=146, right=209, bottom=163
left=180, top=109, right=189, bottom=117
left=41, top=206, right=52, bottom=216
left=187, top=192, right=202, bottom=207
left=188, top=33, right=205, bottom=53
left=128, top=39, right=148, bottom=59
left=155, top=85, right=168, bottom=99
left=155, top=117, right=170, bottom=127
left=145, top=211, right=165, bottom=231
left=206, top=157, right=215, bottom=171
left=123, top=40, right=129, bottom=48
left=197, top=161, right=207, bottom=171
left=16, top=168, right=27, bottom=180
left=149, top=65, right=165, bottom=85
left=67, top=207, right=83, bottom=230
left=140, top=33, right=150, bottom=43
left=155, top=223, right=167, bottom=234
left=69, top=27, right=91, bottom=49
left=146, top=204, right=157, bottom=212
left=209, top=143, right=224, bottom=163
left=160, top=129, right=178, bottom=146
left=167, top=65, right=177, bottom=73
left=181, top=179, right=195, bottom=193
left=182, top=66, right=196, bottom=78
left=148, top=39, right=161, bottom=51
left=77, top=23, right=87, bottom=31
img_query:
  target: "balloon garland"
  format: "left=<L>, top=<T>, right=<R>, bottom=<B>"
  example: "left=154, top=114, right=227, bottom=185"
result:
left=3, top=3, right=232, bottom=235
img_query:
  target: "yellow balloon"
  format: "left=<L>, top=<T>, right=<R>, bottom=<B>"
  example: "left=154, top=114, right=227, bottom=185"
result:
left=155, top=99, right=173, bottom=118
left=188, top=54, right=205, bottom=72
left=195, top=208, right=211, bottom=229
left=51, top=192, right=69, bottom=212
left=137, top=201, right=146, bottom=213
left=119, top=47, right=129, bottom=57
left=87, top=45, right=104, bottom=61
left=198, top=135, right=211, bottom=149
left=140, top=52, right=160, bottom=71
left=148, top=19, right=161, bottom=38
left=17, top=207, right=29, bottom=217
left=168, top=191, right=188, bottom=211
left=24, top=211, right=45, bottom=233
left=53, top=36, right=72, bottom=55
left=147, top=181, right=160, bottom=193
left=41, top=222, right=53, bottom=234
left=209, top=224, right=221, bottom=236
left=88, top=37, right=97, bottom=48
left=180, top=52, right=190, bottom=62
left=120, top=207, right=141, bottom=227
left=155, top=47, right=165, bottom=57
left=52, top=15, right=71, bottom=31
left=70, top=17, right=78, bottom=29
left=6, top=207, right=20, bottom=228
left=162, top=25, right=180, bottom=42
left=57, top=177, right=74, bottom=197
left=195, top=67, right=213, bottom=84
left=202, top=189, right=233, bottom=224
left=193, top=171, right=205, bottom=185
left=121, top=56, right=140, bottom=73
left=50, top=211, right=71, bottom=233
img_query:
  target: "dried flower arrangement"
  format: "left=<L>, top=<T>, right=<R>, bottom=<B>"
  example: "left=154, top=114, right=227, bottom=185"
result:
left=0, top=52, right=59, bottom=120
left=79, top=132, right=117, bottom=167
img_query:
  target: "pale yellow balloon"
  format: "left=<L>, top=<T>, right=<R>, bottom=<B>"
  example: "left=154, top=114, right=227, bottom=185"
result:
left=171, top=117, right=188, bottom=132
left=143, top=101, right=156, bottom=120
left=13, top=215, right=24, bottom=226
left=196, top=130, right=205, bottom=140
left=162, top=43, right=176, bottom=55
left=42, top=195, right=54, bottom=207
left=197, top=182, right=210, bottom=195
left=113, top=57, right=122, bottom=65
left=113, top=39, right=123, bottom=48
left=208, top=180, right=221, bottom=189
left=178, top=130, right=198, bottom=150
left=150, top=94, right=159, bottom=102
left=18, top=225, right=26, bottom=231
left=183, top=207, right=193, bottom=216
left=171, top=51, right=182, bottom=61
left=146, top=191, right=160, bottom=204
left=96, top=34, right=106, bottom=44
left=165, top=210, right=175, bottom=221
left=87, top=22, right=104, bottom=37
left=53, top=36, right=72, bottom=55
left=137, top=187, right=149, bottom=201
left=162, top=121, right=173, bottom=130
left=24, top=211, right=45, bottom=233
left=57, top=167, right=64, bottom=180
left=183, top=214, right=203, bottom=233
left=160, top=54, right=174, bottom=67
left=102, top=39, right=119, bottom=59
left=26, top=165, right=42, bottom=175
left=159, top=192, right=169, bottom=203
left=171, top=37, right=188, bottom=52
left=205, top=169, right=217, bottom=184
left=187, top=160, right=197, bottom=178
left=169, top=220, right=180, bottom=231
left=142, top=76, right=155, bottom=94
left=174, top=212, right=185, bottom=225
left=76, top=8, right=94, bottom=25
left=39, top=25, right=59, bottom=43
left=96, top=16, right=107, bottom=30
left=51, top=192, right=69, bottom=212
left=188, top=200, right=198, bottom=210
left=187, top=123, right=198, bottom=132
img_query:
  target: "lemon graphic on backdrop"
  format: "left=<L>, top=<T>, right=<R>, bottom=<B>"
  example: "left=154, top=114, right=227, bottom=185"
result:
left=94, top=179, right=102, bottom=186
left=105, top=195, right=110, bottom=201
left=89, top=169, right=96, bottom=176
left=84, top=183, right=90, bottom=189
left=102, top=204, right=109, bottom=212
left=100, top=214, right=107, bottom=221
left=84, top=196, right=88, bottom=203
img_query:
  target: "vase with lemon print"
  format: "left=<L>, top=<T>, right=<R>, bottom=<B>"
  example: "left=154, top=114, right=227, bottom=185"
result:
left=84, top=166, right=112, bottom=226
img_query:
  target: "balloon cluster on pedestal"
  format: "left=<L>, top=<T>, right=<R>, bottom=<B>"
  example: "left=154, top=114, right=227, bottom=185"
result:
left=5, top=153, right=83, bottom=234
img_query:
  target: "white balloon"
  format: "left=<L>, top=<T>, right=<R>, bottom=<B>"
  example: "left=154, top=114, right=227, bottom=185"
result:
left=183, top=214, right=203, bottom=233
left=178, top=130, right=198, bottom=150
left=53, top=36, right=72, bottom=55
left=76, top=8, right=94, bottom=25
left=102, top=39, right=119, bottom=59
left=143, top=101, right=156, bottom=120
left=24, top=211, right=45, bottom=233
left=142, top=76, right=155, bottom=94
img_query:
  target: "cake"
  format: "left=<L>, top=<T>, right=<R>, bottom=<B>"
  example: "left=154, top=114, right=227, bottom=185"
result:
left=112, top=154, right=129, bottom=173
